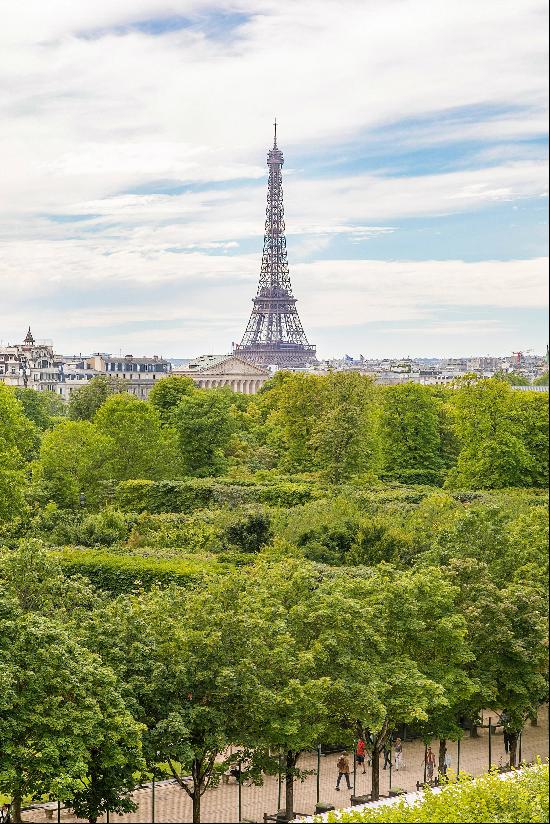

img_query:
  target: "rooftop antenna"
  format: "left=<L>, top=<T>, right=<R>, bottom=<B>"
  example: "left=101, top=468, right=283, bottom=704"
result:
left=273, top=116, right=277, bottom=148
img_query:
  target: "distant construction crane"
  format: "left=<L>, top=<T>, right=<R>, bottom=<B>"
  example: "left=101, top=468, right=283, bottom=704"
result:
left=512, top=349, right=534, bottom=365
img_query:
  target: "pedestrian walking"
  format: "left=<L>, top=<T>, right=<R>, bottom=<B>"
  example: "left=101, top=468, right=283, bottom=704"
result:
left=356, top=739, right=367, bottom=774
left=335, top=753, right=351, bottom=790
left=394, top=737, right=403, bottom=771
left=423, top=746, right=436, bottom=783
left=443, top=749, right=452, bottom=775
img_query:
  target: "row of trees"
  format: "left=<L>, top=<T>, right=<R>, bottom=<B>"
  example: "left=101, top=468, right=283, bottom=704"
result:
left=1, top=372, right=548, bottom=515
left=1, top=542, right=547, bottom=823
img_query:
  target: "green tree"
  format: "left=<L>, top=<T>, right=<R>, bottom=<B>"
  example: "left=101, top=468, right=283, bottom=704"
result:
left=14, top=388, right=65, bottom=430
left=512, top=392, right=549, bottom=488
left=0, top=444, right=27, bottom=523
left=172, top=390, right=234, bottom=476
left=79, top=581, right=248, bottom=824
left=68, top=718, right=144, bottom=824
left=445, top=558, right=548, bottom=768
left=0, top=384, right=39, bottom=460
left=267, top=372, right=327, bottom=471
left=149, top=375, right=195, bottom=426
left=446, top=379, right=535, bottom=489
left=378, top=384, right=444, bottom=485
left=0, top=539, right=99, bottom=620
left=0, top=601, right=143, bottom=823
left=311, top=373, right=376, bottom=482
left=36, top=420, right=115, bottom=507
left=533, top=370, right=549, bottom=386
left=94, top=394, right=181, bottom=481
left=68, top=376, right=128, bottom=421
left=494, top=370, right=530, bottom=386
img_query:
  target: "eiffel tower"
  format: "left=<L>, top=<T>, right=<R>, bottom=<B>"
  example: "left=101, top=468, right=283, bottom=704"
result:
left=234, top=122, right=317, bottom=368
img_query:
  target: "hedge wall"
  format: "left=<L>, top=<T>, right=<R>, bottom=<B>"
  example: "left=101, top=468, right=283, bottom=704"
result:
left=51, top=548, right=224, bottom=593
left=115, top=478, right=319, bottom=513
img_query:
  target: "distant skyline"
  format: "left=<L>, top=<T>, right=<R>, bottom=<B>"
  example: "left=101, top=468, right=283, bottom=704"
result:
left=0, top=0, right=548, bottom=359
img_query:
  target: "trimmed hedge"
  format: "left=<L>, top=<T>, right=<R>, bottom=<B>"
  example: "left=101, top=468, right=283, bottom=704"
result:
left=51, top=548, right=224, bottom=593
left=115, top=478, right=319, bottom=513
left=321, top=764, right=549, bottom=823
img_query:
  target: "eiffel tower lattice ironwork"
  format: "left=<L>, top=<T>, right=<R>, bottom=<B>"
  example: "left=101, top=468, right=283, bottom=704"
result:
left=234, top=122, right=316, bottom=368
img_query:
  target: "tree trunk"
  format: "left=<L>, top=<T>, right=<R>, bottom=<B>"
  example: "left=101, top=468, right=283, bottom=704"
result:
left=509, top=732, right=518, bottom=769
left=11, top=792, right=22, bottom=824
left=284, top=751, right=296, bottom=821
left=438, top=739, right=447, bottom=777
left=470, top=724, right=479, bottom=738
left=530, top=714, right=538, bottom=727
left=371, top=746, right=380, bottom=802
left=192, top=759, right=202, bottom=824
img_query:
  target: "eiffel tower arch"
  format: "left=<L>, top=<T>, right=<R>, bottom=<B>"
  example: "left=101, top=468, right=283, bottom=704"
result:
left=233, top=122, right=317, bottom=369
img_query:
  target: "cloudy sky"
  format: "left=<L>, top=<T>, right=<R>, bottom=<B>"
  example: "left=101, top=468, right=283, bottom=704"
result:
left=0, top=0, right=548, bottom=359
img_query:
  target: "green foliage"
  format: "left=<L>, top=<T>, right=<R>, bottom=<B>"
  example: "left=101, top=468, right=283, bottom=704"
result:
left=148, top=375, right=195, bottom=426
left=447, top=379, right=548, bottom=489
left=94, top=394, right=181, bottom=481
left=35, top=419, right=115, bottom=508
left=533, top=371, right=549, bottom=386
left=52, top=548, right=223, bottom=593
left=0, top=444, right=27, bottom=522
left=14, top=387, right=65, bottom=430
left=323, top=764, right=549, bottom=822
left=378, top=384, right=444, bottom=485
left=0, top=383, right=40, bottom=460
left=0, top=540, right=99, bottom=620
left=67, top=375, right=128, bottom=421
left=0, top=599, right=144, bottom=817
left=115, top=477, right=319, bottom=513
left=114, top=479, right=154, bottom=511
left=224, top=510, right=272, bottom=552
left=494, top=370, right=531, bottom=386
left=346, top=517, right=414, bottom=566
left=126, top=511, right=218, bottom=553
left=172, top=390, right=235, bottom=475
left=311, top=373, right=376, bottom=482
left=77, top=507, right=132, bottom=546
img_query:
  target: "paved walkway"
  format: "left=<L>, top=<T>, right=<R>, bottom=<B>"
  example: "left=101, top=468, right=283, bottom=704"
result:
left=22, top=706, right=548, bottom=823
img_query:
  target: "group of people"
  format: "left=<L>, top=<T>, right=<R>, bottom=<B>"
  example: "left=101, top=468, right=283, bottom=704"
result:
left=335, top=736, right=405, bottom=790
left=335, top=739, right=449, bottom=790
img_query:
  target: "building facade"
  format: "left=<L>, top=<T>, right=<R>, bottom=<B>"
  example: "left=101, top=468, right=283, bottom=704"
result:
left=174, top=354, right=270, bottom=394
left=0, top=328, right=60, bottom=391
left=0, top=329, right=171, bottom=400
left=58, top=353, right=171, bottom=400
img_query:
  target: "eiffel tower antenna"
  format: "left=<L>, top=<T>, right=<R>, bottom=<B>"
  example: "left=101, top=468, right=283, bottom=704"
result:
left=234, top=123, right=316, bottom=368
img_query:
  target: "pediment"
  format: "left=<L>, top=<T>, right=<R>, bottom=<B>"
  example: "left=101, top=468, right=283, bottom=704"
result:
left=200, top=356, right=270, bottom=376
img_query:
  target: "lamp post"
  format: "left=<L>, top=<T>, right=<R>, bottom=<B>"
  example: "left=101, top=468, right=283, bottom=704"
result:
left=316, top=745, right=321, bottom=805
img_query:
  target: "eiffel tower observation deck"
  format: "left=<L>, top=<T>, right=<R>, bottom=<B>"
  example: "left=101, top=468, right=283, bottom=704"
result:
left=234, top=122, right=317, bottom=369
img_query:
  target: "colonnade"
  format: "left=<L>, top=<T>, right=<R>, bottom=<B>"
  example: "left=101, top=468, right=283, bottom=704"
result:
left=194, top=377, right=265, bottom=394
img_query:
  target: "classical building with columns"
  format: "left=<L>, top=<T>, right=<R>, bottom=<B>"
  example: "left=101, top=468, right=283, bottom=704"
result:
left=173, top=354, right=271, bottom=394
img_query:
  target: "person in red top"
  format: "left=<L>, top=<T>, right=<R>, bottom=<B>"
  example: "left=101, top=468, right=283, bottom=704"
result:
left=356, top=738, right=367, bottom=774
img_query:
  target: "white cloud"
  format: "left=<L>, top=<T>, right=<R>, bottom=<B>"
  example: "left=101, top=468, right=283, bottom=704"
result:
left=0, top=0, right=547, bottom=208
left=0, top=0, right=548, bottom=358
left=1, top=253, right=547, bottom=356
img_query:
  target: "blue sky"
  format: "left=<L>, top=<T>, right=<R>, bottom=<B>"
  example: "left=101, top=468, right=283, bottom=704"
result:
left=0, top=0, right=547, bottom=359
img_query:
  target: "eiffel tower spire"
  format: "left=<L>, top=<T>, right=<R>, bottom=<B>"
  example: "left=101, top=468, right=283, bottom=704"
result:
left=234, top=124, right=316, bottom=368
